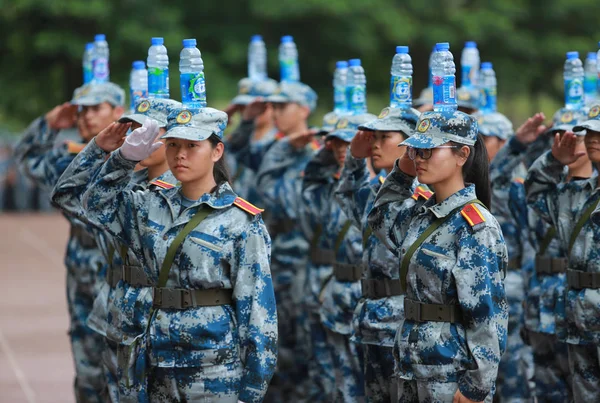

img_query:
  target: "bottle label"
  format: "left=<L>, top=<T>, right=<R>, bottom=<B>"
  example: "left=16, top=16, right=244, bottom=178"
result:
left=92, top=57, right=109, bottom=82
left=565, top=78, right=583, bottom=108
left=347, top=85, right=366, bottom=114
left=432, top=76, right=456, bottom=107
left=148, top=67, right=170, bottom=96
left=584, top=75, right=597, bottom=95
left=479, top=87, right=497, bottom=112
left=334, top=87, right=347, bottom=114
left=280, top=59, right=300, bottom=83
left=180, top=73, right=207, bottom=108
left=390, top=76, right=412, bottom=108
left=130, top=89, right=148, bottom=111
left=83, top=67, right=93, bottom=85
left=462, top=65, right=472, bottom=88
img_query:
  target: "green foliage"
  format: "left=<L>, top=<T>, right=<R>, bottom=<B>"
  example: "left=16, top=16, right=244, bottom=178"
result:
left=1, top=0, right=600, bottom=132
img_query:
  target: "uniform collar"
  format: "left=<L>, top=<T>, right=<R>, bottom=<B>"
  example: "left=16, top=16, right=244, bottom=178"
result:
left=424, top=184, right=477, bottom=219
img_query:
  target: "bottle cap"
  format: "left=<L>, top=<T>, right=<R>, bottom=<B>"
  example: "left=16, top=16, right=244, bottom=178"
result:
left=182, top=39, right=197, bottom=48
left=336, top=61, right=348, bottom=68
left=95, top=34, right=106, bottom=42
left=481, top=62, right=493, bottom=69
left=465, top=41, right=477, bottom=48
left=396, top=46, right=409, bottom=54
left=588, top=52, right=598, bottom=60
left=132, top=61, right=145, bottom=69
left=436, top=42, right=450, bottom=50
left=251, top=35, right=263, bottom=42
left=151, top=37, right=164, bottom=45
left=85, top=43, right=94, bottom=51
left=566, top=51, right=579, bottom=60
left=281, top=35, right=294, bottom=43
left=349, top=59, right=361, bottom=67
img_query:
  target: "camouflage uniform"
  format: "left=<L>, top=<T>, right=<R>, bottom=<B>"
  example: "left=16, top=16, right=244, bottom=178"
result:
left=54, top=107, right=278, bottom=402
left=14, top=82, right=125, bottom=403
left=334, top=107, right=420, bottom=403
left=526, top=106, right=600, bottom=402
left=368, top=111, right=508, bottom=403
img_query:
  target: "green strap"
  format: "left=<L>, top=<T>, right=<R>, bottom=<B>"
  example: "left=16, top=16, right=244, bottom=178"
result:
left=568, top=197, right=600, bottom=256
left=362, top=226, right=373, bottom=248
left=334, top=220, right=353, bottom=254
left=107, top=246, right=116, bottom=268
left=399, top=199, right=484, bottom=292
left=311, top=224, right=323, bottom=251
left=538, top=226, right=556, bottom=256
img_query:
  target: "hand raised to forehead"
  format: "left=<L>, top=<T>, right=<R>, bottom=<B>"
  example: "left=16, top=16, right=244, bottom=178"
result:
left=515, top=112, right=547, bottom=145
left=95, top=122, right=131, bottom=153
left=350, top=130, right=373, bottom=159
left=120, top=118, right=163, bottom=162
left=551, top=131, right=585, bottom=166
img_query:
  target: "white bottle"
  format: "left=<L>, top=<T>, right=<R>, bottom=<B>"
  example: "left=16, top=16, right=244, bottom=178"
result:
left=179, top=39, right=206, bottom=108
left=91, top=34, right=109, bottom=83
left=129, top=61, right=148, bottom=112
left=390, top=46, right=413, bottom=109
left=248, top=35, right=267, bottom=81
left=279, top=36, right=300, bottom=83
left=147, top=37, right=170, bottom=99
left=460, top=41, right=480, bottom=89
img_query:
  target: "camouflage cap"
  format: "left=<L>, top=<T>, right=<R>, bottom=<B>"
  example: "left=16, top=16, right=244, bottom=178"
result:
left=266, top=82, right=318, bottom=111
left=413, top=87, right=433, bottom=108
left=317, top=112, right=340, bottom=135
left=456, top=87, right=479, bottom=111
left=573, top=105, right=600, bottom=134
left=475, top=112, right=514, bottom=140
left=401, top=110, right=478, bottom=148
left=118, top=98, right=182, bottom=128
left=359, top=107, right=420, bottom=135
left=325, top=113, right=377, bottom=143
left=548, top=107, right=589, bottom=136
left=162, top=107, right=228, bottom=142
left=71, top=82, right=125, bottom=107
left=231, top=78, right=279, bottom=105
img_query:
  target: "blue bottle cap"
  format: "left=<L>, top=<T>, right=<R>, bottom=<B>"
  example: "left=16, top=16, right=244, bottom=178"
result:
left=349, top=59, right=361, bottom=67
left=182, top=39, right=197, bottom=48
left=396, top=46, right=409, bottom=54
left=132, top=61, right=145, bottom=69
left=567, top=51, right=579, bottom=59
left=336, top=61, right=348, bottom=68
left=281, top=35, right=294, bottom=43
left=481, top=62, right=493, bottom=69
left=251, top=35, right=263, bottom=42
left=95, top=34, right=106, bottom=42
left=151, top=37, right=164, bottom=45
left=588, top=52, right=598, bottom=60
left=85, top=43, right=94, bottom=50
left=436, top=42, right=450, bottom=50
left=465, top=41, right=477, bottom=48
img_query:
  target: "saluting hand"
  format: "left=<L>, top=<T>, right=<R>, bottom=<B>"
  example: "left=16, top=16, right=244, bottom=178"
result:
left=350, top=130, right=373, bottom=158
left=95, top=122, right=131, bottom=153
left=453, top=390, right=482, bottom=403
left=551, top=131, right=585, bottom=166
left=45, top=102, right=78, bottom=130
left=288, top=129, right=318, bottom=150
left=397, top=150, right=416, bottom=177
left=242, top=98, right=267, bottom=121
left=515, top=112, right=547, bottom=145
left=120, top=119, right=162, bottom=162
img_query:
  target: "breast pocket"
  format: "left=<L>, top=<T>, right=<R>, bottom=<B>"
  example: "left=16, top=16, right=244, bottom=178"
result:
left=190, top=236, right=223, bottom=253
left=413, top=243, right=456, bottom=291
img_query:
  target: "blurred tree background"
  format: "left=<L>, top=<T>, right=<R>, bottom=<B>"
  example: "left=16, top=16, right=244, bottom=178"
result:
left=1, top=0, right=600, bottom=134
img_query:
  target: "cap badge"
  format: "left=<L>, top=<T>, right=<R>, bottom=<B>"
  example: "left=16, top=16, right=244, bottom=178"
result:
left=417, top=119, right=431, bottom=133
left=137, top=100, right=151, bottom=113
left=176, top=110, right=193, bottom=124
left=378, top=107, right=390, bottom=119
left=589, top=106, right=600, bottom=118
left=561, top=111, right=573, bottom=123
left=337, top=118, right=349, bottom=129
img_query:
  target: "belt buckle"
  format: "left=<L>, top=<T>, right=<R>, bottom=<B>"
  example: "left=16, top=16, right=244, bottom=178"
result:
left=405, top=300, right=421, bottom=322
left=154, top=288, right=183, bottom=309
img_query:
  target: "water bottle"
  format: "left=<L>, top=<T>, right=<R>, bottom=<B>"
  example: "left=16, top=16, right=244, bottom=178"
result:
left=428, top=45, right=436, bottom=88
left=279, top=36, right=300, bottom=83
left=129, top=61, right=148, bottom=111
left=564, top=51, right=584, bottom=110
left=431, top=43, right=457, bottom=112
left=179, top=39, right=206, bottom=108
left=333, top=61, right=349, bottom=115
left=479, top=62, right=497, bottom=114
left=147, top=37, right=170, bottom=99
left=91, top=34, right=109, bottom=83
left=597, top=42, right=600, bottom=96
left=346, top=59, right=367, bottom=115
left=389, top=46, right=413, bottom=109
left=460, top=41, right=480, bottom=89
left=82, top=43, right=94, bottom=85
left=584, top=52, right=597, bottom=104
left=248, top=35, right=267, bottom=81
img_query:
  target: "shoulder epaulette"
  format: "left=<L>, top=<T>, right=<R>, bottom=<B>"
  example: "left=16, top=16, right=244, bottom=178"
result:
left=461, top=203, right=486, bottom=229
left=275, top=132, right=286, bottom=141
left=233, top=197, right=264, bottom=216
left=310, top=139, right=321, bottom=151
left=411, top=186, right=433, bottom=201
left=150, top=179, right=175, bottom=190
left=513, top=177, right=525, bottom=184
left=66, top=141, right=85, bottom=154
left=378, top=176, right=385, bottom=185
left=333, top=171, right=341, bottom=180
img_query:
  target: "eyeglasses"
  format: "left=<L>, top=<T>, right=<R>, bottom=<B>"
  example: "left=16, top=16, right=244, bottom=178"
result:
left=407, top=146, right=460, bottom=160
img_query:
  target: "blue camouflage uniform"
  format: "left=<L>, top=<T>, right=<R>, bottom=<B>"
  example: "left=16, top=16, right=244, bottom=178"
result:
left=14, top=82, right=125, bottom=402
left=334, top=107, right=420, bottom=403
left=526, top=105, right=600, bottom=402
left=368, top=111, right=508, bottom=403
left=54, top=107, right=278, bottom=402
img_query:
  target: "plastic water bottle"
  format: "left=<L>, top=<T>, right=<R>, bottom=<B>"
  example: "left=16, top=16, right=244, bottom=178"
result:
left=479, top=62, right=497, bottom=113
left=129, top=61, right=148, bottom=111
left=279, top=36, right=300, bottom=83
left=597, top=42, right=600, bottom=96
left=333, top=61, right=349, bottom=115
left=461, top=41, right=480, bottom=89
left=83, top=43, right=94, bottom=85
left=564, top=51, right=584, bottom=110
left=91, top=34, right=109, bottom=83
left=431, top=43, right=457, bottom=112
left=390, top=46, right=413, bottom=109
left=179, top=39, right=206, bottom=108
left=248, top=35, right=267, bottom=81
left=147, top=37, right=170, bottom=99
left=428, top=45, right=436, bottom=88
left=584, top=52, right=597, bottom=104
left=346, top=59, right=367, bottom=115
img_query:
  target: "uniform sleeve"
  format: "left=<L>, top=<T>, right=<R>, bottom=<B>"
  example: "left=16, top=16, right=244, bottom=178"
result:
left=524, top=151, right=565, bottom=225
left=227, top=120, right=275, bottom=172
left=489, top=137, right=527, bottom=185
left=367, top=160, right=419, bottom=256
left=233, top=217, right=278, bottom=403
left=453, top=224, right=509, bottom=401
left=334, top=150, right=375, bottom=230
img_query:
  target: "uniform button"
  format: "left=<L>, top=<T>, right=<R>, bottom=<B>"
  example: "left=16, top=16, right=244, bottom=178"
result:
left=163, top=234, right=168, bottom=240
left=123, top=335, right=128, bottom=341
left=159, top=357, right=164, bottom=362
left=156, top=315, right=162, bottom=320
left=402, top=248, right=406, bottom=253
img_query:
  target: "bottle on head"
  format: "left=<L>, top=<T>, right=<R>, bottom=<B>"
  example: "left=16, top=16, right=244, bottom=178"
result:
left=147, top=37, right=170, bottom=99
left=432, top=42, right=457, bottom=112
left=479, top=62, right=497, bottom=114
left=584, top=52, right=598, bottom=105
left=428, top=45, right=436, bottom=89
left=91, top=34, right=109, bottom=84
left=279, top=35, right=300, bottom=83
left=597, top=41, right=600, bottom=97
left=346, top=59, right=367, bottom=115
left=390, top=45, right=413, bottom=109
left=460, top=41, right=480, bottom=89
left=333, top=61, right=349, bottom=115
left=130, top=61, right=148, bottom=112
left=179, top=39, right=206, bottom=109
left=248, top=35, right=267, bottom=82
left=564, top=51, right=584, bottom=111
left=83, top=43, right=94, bottom=85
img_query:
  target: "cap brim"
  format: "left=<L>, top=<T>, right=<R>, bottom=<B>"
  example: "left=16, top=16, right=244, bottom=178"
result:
left=266, top=94, right=289, bottom=104
left=573, top=120, right=600, bottom=133
left=161, top=126, right=215, bottom=142
left=325, top=129, right=356, bottom=143
left=231, top=94, right=255, bottom=106
left=71, top=96, right=105, bottom=106
left=358, top=118, right=414, bottom=135
left=400, top=132, right=448, bottom=149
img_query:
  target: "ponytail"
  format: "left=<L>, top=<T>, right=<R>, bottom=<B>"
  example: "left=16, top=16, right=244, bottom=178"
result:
left=452, top=134, right=491, bottom=209
left=208, top=135, right=231, bottom=185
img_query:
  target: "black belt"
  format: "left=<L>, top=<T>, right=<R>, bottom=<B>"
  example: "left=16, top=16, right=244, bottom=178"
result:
left=332, top=262, right=362, bottom=282
left=70, top=226, right=97, bottom=249
left=152, top=288, right=233, bottom=309
left=268, top=219, right=296, bottom=236
left=361, top=278, right=403, bottom=299
left=107, top=265, right=152, bottom=288
left=567, top=269, right=600, bottom=289
left=404, top=298, right=462, bottom=323
left=535, top=256, right=568, bottom=275
left=310, top=248, right=335, bottom=266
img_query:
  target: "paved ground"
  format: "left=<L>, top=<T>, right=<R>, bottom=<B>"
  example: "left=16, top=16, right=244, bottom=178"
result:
left=0, top=213, right=75, bottom=403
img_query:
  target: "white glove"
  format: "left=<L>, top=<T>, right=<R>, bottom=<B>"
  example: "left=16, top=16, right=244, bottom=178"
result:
left=120, top=118, right=163, bottom=161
